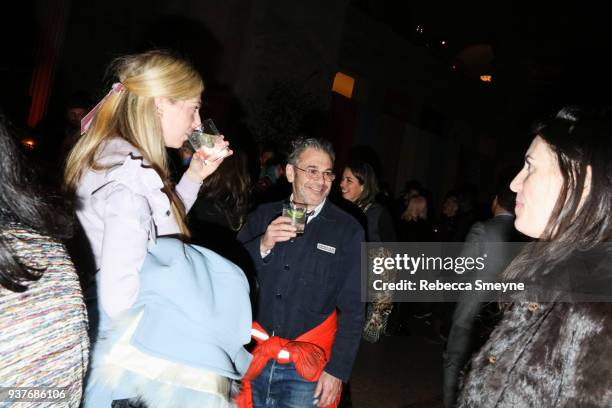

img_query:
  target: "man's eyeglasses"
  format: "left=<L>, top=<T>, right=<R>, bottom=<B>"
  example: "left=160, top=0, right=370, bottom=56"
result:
left=293, top=165, right=336, bottom=182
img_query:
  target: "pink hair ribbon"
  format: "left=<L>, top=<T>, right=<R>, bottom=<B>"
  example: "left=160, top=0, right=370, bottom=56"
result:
left=80, top=82, right=125, bottom=134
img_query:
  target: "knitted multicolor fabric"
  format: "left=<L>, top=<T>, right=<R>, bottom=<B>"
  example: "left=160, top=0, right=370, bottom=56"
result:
left=0, top=225, right=89, bottom=407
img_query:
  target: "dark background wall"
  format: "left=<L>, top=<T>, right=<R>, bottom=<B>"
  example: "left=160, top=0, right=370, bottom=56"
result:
left=4, top=0, right=611, bottom=208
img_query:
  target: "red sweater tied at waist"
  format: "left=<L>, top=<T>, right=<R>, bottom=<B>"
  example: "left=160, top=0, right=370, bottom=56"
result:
left=236, top=311, right=339, bottom=408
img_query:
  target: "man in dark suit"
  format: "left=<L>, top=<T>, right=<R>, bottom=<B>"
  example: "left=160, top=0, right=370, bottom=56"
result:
left=238, top=138, right=365, bottom=408
left=442, top=180, right=523, bottom=408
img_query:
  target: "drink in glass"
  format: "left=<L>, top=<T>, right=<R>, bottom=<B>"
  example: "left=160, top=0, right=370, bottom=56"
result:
left=188, top=118, right=229, bottom=164
left=282, top=202, right=307, bottom=236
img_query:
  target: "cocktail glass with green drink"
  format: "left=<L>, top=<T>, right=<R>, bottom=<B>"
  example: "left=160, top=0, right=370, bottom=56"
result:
left=282, top=202, right=307, bottom=236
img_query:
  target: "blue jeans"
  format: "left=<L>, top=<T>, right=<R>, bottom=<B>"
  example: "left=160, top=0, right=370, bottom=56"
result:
left=251, top=361, right=318, bottom=408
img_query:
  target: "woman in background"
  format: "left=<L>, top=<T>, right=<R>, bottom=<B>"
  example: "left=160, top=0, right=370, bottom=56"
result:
left=189, top=151, right=257, bottom=301
left=339, top=160, right=396, bottom=407
left=0, top=113, right=89, bottom=407
left=399, top=195, right=434, bottom=242
left=190, top=151, right=252, bottom=246
left=340, top=160, right=395, bottom=242
left=340, top=160, right=396, bottom=342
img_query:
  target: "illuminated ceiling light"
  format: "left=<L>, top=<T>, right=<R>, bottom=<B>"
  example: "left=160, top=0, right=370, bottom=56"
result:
left=332, top=72, right=355, bottom=99
left=441, top=40, right=447, bottom=46
left=480, top=75, right=492, bottom=82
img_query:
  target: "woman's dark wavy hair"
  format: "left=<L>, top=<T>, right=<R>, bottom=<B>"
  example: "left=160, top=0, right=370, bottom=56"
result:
left=504, top=106, right=612, bottom=280
left=345, top=160, right=379, bottom=209
left=0, top=113, right=73, bottom=292
left=198, top=151, right=251, bottom=230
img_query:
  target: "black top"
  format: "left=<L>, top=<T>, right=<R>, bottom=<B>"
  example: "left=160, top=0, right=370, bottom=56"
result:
left=188, top=197, right=257, bottom=302
left=363, top=203, right=396, bottom=242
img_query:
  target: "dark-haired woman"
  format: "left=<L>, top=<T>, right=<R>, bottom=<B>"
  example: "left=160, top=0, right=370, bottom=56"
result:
left=338, top=160, right=396, bottom=407
left=457, top=107, right=612, bottom=407
left=190, top=152, right=251, bottom=243
left=0, top=114, right=89, bottom=407
left=340, top=161, right=396, bottom=243
left=189, top=151, right=257, bottom=298
left=340, top=161, right=396, bottom=341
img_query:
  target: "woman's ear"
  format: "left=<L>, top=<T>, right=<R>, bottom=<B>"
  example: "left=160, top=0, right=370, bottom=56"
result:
left=154, top=96, right=169, bottom=117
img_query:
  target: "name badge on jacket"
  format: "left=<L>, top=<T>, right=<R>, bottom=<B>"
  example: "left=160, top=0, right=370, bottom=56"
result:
left=317, top=243, right=336, bottom=254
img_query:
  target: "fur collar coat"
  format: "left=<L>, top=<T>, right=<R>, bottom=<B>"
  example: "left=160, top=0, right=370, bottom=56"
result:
left=457, top=300, right=612, bottom=407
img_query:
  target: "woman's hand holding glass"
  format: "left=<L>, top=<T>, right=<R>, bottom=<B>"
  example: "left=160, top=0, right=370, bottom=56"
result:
left=185, top=135, right=233, bottom=183
left=184, top=119, right=233, bottom=183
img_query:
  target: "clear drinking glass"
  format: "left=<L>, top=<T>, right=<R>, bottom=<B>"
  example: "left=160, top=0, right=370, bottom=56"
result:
left=188, top=118, right=229, bottom=165
left=282, top=201, right=307, bottom=236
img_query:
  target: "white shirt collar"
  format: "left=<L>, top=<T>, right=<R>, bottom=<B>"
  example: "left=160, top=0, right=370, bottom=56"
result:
left=290, top=195, right=326, bottom=224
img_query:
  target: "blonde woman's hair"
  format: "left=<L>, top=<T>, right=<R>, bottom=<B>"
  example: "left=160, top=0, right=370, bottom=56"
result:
left=64, top=50, right=204, bottom=237
left=403, top=195, right=428, bottom=222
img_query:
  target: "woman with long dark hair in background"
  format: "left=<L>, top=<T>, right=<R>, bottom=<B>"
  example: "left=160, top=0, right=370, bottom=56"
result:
left=189, top=151, right=257, bottom=298
left=190, top=151, right=252, bottom=243
left=340, top=160, right=395, bottom=242
left=338, top=160, right=396, bottom=407
left=0, top=113, right=89, bottom=407
left=340, top=160, right=396, bottom=341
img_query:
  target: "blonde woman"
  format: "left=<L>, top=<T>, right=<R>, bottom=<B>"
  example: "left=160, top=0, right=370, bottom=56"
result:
left=399, top=195, right=434, bottom=241
left=66, top=51, right=252, bottom=407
